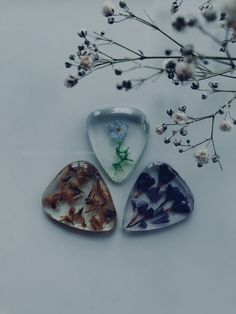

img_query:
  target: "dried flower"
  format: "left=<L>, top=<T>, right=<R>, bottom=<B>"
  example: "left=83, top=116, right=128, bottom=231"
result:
left=171, top=198, right=191, bottom=213
left=122, top=79, right=132, bottom=90
left=136, top=200, right=149, bottom=215
left=219, top=119, right=233, bottom=131
left=195, top=147, right=210, bottom=164
left=158, top=163, right=176, bottom=186
left=180, top=127, right=188, bottom=136
left=156, top=124, right=167, bottom=135
left=64, top=76, right=78, bottom=88
left=151, top=211, right=170, bottom=224
left=173, top=138, right=181, bottom=146
left=162, top=59, right=176, bottom=72
left=80, top=55, right=94, bottom=70
left=209, top=81, right=219, bottom=89
left=165, top=184, right=183, bottom=202
left=78, top=29, right=87, bottom=38
left=174, top=111, right=187, bottom=124
left=65, top=1, right=236, bottom=171
left=164, top=137, right=171, bottom=144
left=135, top=172, right=155, bottom=194
left=191, top=81, right=199, bottom=89
left=119, top=1, right=127, bottom=9
left=175, top=61, right=194, bottom=81
left=107, top=120, right=128, bottom=143
left=102, top=1, right=115, bottom=17
left=172, top=16, right=186, bottom=31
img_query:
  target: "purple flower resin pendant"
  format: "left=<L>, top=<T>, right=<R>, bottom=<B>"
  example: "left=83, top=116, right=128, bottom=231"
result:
left=87, top=108, right=149, bottom=183
left=123, top=162, right=194, bottom=232
left=42, top=161, right=117, bottom=232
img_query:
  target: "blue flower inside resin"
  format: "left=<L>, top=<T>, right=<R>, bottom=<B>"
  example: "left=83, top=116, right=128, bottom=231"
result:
left=87, top=107, right=150, bottom=183
left=107, top=120, right=128, bottom=144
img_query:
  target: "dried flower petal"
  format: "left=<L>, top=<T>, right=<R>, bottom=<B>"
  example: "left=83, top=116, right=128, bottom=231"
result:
left=135, top=172, right=155, bottom=194
left=219, top=119, right=233, bottom=132
left=80, top=55, right=94, bottom=70
left=173, top=111, right=187, bottom=124
left=102, top=1, right=115, bottom=17
left=195, top=147, right=210, bottom=164
left=158, top=164, right=176, bottom=186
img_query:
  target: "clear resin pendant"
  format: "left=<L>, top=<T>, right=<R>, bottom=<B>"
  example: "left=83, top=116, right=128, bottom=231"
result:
left=123, top=162, right=194, bottom=232
left=87, top=108, right=150, bottom=183
left=42, top=161, right=117, bottom=232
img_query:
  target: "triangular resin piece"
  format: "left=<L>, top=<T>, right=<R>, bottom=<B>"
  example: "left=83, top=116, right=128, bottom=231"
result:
left=87, top=108, right=150, bottom=183
left=123, top=162, right=194, bottom=232
left=42, top=161, right=117, bottom=232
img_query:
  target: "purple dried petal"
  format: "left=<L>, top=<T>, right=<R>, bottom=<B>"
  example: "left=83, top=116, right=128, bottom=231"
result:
left=166, top=184, right=183, bottom=202
left=154, top=208, right=166, bottom=217
left=158, top=164, right=176, bottom=186
left=146, top=188, right=166, bottom=203
left=136, top=172, right=155, bottom=193
left=171, top=198, right=191, bottom=213
left=151, top=212, right=170, bottom=224
left=136, top=200, right=149, bottom=215
left=144, top=208, right=155, bottom=219
left=139, top=220, right=148, bottom=229
left=131, top=199, right=137, bottom=211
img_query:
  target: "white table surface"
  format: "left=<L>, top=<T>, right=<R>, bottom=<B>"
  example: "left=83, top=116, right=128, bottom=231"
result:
left=1, top=1, right=236, bottom=314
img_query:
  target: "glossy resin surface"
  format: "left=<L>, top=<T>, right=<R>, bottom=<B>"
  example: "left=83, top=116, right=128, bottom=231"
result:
left=42, top=161, right=117, bottom=232
left=87, top=107, right=150, bottom=183
left=123, top=162, right=194, bottom=232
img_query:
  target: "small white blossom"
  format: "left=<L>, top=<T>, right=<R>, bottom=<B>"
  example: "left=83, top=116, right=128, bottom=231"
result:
left=175, top=61, right=194, bottom=81
left=195, top=148, right=210, bottom=164
left=173, top=138, right=182, bottom=146
left=174, top=111, right=187, bottom=124
left=156, top=124, right=167, bottom=135
left=80, top=55, right=94, bottom=70
left=219, top=119, right=233, bottom=132
left=102, top=1, right=115, bottom=17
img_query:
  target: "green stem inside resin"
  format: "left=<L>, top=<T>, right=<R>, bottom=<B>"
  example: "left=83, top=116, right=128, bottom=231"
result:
left=112, top=141, right=133, bottom=172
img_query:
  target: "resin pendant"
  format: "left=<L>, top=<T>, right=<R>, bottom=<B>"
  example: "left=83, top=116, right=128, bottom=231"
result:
left=123, top=162, right=194, bottom=232
left=42, top=161, right=117, bottom=232
left=87, top=108, right=150, bottom=183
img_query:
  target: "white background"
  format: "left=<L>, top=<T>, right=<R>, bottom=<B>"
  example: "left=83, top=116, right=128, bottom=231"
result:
left=0, top=1, right=236, bottom=314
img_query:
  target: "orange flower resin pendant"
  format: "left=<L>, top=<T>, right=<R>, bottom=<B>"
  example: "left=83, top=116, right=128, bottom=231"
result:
left=42, top=161, right=117, bottom=232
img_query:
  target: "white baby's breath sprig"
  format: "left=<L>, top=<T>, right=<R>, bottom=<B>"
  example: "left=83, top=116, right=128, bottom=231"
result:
left=64, top=0, right=236, bottom=170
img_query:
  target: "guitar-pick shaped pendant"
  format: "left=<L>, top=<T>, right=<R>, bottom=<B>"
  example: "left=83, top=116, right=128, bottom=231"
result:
left=42, top=161, right=117, bottom=232
left=87, top=108, right=150, bottom=183
left=123, top=162, right=194, bottom=232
